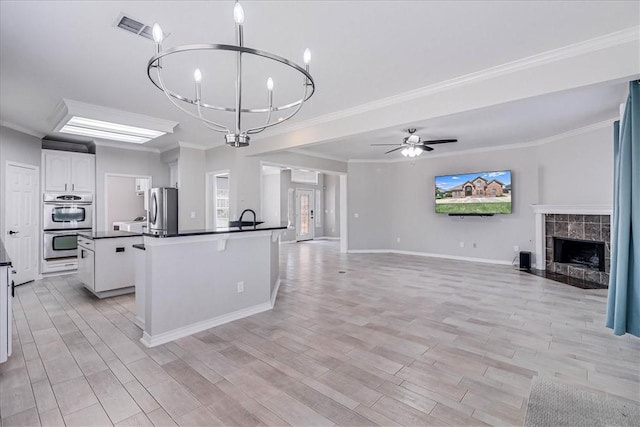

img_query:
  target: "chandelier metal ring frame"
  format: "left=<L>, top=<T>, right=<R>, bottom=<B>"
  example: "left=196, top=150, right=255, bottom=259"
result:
left=147, top=45, right=315, bottom=114
left=146, top=1, right=316, bottom=147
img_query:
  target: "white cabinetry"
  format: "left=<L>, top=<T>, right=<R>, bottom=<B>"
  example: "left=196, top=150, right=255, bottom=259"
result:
left=77, top=235, right=142, bottom=298
left=0, top=265, right=12, bottom=364
left=43, top=150, right=95, bottom=193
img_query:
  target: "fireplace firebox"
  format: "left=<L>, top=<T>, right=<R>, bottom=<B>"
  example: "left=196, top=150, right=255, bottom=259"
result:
left=553, top=237, right=605, bottom=272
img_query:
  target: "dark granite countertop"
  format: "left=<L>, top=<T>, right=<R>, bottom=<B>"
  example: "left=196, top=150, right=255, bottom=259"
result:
left=78, top=231, right=143, bottom=240
left=0, top=239, right=11, bottom=267
left=144, top=222, right=288, bottom=238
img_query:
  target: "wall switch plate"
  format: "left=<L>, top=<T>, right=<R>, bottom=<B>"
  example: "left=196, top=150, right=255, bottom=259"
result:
left=354, top=213, right=359, bottom=218
left=514, top=245, right=519, bottom=252
left=237, top=281, right=244, bottom=293
left=190, top=211, right=196, bottom=219
left=459, top=241, right=465, bottom=248
left=397, top=237, right=401, bottom=243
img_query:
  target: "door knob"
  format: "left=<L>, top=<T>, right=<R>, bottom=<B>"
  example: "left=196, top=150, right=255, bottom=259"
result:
left=7, top=230, right=19, bottom=235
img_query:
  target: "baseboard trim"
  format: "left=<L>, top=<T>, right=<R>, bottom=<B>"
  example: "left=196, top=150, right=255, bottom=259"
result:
left=348, top=248, right=512, bottom=266
left=140, top=302, right=272, bottom=348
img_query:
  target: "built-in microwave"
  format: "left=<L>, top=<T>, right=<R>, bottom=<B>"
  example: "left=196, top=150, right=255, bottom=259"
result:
left=43, top=193, right=93, bottom=230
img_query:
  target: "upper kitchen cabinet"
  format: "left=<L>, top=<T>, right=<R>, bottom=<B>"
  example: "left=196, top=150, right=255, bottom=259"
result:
left=43, top=150, right=95, bottom=193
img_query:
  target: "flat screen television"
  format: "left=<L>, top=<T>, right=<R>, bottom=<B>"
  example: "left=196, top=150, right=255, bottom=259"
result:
left=435, top=170, right=512, bottom=214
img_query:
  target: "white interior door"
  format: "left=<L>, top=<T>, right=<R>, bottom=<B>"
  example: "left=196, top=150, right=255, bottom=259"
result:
left=296, top=189, right=314, bottom=241
left=5, top=163, right=38, bottom=285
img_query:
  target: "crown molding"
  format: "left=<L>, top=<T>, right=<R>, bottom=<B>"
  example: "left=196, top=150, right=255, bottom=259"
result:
left=0, top=121, right=45, bottom=139
left=254, top=26, right=639, bottom=141
left=346, top=119, right=615, bottom=164
left=93, top=139, right=161, bottom=153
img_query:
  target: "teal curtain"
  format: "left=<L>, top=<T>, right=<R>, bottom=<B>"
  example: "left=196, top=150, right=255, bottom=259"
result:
left=606, top=81, right=640, bottom=337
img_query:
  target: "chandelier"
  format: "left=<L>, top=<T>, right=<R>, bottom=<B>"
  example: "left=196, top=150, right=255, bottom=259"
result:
left=147, top=1, right=315, bottom=147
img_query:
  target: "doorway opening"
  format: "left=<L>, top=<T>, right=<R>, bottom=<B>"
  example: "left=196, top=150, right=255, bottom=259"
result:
left=104, top=174, right=151, bottom=232
left=206, top=171, right=230, bottom=228
left=260, top=164, right=346, bottom=250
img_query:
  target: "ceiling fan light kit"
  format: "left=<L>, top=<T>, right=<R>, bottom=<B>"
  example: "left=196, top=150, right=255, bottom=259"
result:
left=371, top=128, right=458, bottom=157
left=147, top=1, right=315, bottom=148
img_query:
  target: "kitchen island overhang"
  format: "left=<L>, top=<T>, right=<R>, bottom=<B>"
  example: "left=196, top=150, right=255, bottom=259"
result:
left=137, top=224, right=286, bottom=348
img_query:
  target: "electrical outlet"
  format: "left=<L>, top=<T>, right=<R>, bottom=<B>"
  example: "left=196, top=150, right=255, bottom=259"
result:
left=397, top=237, right=401, bottom=243
left=514, top=245, right=519, bottom=252
left=190, top=211, right=196, bottom=219
left=460, top=241, right=465, bottom=248
left=354, top=213, right=359, bottom=218
left=237, top=281, right=244, bottom=293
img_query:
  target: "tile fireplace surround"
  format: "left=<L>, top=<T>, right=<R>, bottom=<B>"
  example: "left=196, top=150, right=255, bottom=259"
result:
left=533, top=205, right=612, bottom=287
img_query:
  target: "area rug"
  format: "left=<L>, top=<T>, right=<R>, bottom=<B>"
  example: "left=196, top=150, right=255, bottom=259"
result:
left=524, top=376, right=640, bottom=427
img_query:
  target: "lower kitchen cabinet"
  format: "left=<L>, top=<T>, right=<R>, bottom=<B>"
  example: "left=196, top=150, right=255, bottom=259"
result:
left=77, top=234, right=142, bottom=298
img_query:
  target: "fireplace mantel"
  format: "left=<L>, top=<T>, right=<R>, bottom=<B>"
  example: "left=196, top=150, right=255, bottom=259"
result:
left=531, top=204, right=613, bottom=270
left=532, top=204, right=613, bottom=215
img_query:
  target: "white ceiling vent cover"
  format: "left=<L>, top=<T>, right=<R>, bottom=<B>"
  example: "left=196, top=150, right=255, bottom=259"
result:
left=115, top=14, right=154, bottom=40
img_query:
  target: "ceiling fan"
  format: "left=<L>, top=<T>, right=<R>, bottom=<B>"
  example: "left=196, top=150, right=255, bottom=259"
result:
left=371, top=128, right=457, bottom=157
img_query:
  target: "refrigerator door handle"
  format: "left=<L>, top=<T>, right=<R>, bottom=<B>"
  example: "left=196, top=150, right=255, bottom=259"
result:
left=150, top=193, right=158, bottom=225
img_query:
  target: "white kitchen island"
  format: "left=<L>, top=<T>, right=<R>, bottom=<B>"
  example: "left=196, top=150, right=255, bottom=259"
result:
left=135, top=224, right=285, bottom=347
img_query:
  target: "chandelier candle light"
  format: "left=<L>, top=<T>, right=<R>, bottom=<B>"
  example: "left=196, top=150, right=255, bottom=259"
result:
left=147, top=1, right=315, bottom=147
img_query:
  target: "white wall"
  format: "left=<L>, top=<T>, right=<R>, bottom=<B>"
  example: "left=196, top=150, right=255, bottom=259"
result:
left=177, top=147, right=206, bottom=231
left=105, top=176, right=145, bottom=229
left=347, top=162, right=394, bottom=249
left=261, top=172, right=280, bottom=225
left=347, top=124, right=614, bottom=264
left=95, top=146, right=169, bottom=231
left=323, top=174, right=341, bottom=238
left=537, top=125, right=613, bottom=205
left=0, top=126, right=42, bottom=238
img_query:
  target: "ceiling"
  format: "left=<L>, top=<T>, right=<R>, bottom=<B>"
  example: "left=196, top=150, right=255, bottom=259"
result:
left=1, top=1, right=638, bottom=157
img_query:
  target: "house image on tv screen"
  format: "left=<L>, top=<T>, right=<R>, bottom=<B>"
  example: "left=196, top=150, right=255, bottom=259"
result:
left=450, top=176, right=508, bottom=198
left=435, top=170, right=512, bottom=214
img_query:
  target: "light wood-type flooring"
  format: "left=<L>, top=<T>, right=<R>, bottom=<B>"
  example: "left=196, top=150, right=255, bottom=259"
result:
left=1, top=240, right=638, bottom=426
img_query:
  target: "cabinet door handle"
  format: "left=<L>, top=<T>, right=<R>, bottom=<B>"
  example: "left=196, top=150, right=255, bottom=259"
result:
left=11, top=280, right=15, bottom=298
left=65, top=183, right=67, bottom=191
left=72, top=183, right=75, bottom=191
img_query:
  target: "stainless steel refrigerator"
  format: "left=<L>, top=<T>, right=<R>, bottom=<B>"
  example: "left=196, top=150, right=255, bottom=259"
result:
left=148, top=187, right=178, bottom=235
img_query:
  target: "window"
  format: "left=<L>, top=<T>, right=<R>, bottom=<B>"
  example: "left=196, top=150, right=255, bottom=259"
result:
left=214, top=174, right=229, bottom=228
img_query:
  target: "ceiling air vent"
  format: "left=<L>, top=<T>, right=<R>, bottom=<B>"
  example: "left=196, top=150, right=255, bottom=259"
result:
left=115, top=14, right=155, bottom=40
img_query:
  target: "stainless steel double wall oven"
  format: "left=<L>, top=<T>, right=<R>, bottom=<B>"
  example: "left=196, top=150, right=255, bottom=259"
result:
left=43, top=193, right=93, bottom=259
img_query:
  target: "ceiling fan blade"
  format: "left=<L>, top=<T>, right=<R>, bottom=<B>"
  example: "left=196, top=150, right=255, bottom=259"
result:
left=385, top=146, right=405, bottom=154
left=422, top=145, right=435, bottom=152
left=423, top=139, right=457, bottom=145
left=371, top=143, right=403, bottom=146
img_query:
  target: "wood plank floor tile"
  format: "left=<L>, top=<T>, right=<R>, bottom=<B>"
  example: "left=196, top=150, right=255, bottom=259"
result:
left=3, top=240, right=638, bottom=426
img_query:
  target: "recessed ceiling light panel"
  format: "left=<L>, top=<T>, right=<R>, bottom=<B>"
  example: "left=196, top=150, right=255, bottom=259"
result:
left=49, top=99, right=178, bottom=144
